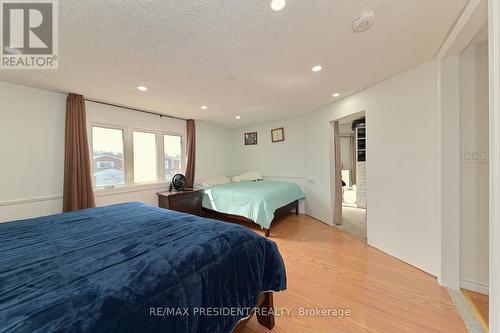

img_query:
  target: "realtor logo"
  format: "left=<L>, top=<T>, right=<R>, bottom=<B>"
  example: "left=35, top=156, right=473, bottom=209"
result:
left=1, top=0, right=58, bottom=69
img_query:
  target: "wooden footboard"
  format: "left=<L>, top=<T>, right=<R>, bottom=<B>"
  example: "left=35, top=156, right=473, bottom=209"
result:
left=232, top=292, right=275, bottom=332
left=202, top=200, right=299, bottom=237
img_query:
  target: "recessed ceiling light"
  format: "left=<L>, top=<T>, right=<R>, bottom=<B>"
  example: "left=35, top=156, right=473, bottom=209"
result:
left=312, top=65, right=322, bottom=72
left=137, top=85, right=148, bottom=91
left=201, top=105, right=208, bottom=110
left=332, top=93, right=340, bottom=98
left=235, top=116, right=241, bottom=119
left=270, top=0, right=286, bottom=12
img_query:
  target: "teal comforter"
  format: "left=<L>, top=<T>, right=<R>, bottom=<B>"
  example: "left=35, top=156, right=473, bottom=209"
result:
left=201, top=180, right=305, bottom=229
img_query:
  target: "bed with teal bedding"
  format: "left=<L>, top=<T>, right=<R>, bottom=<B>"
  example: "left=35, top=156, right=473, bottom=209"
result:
left=201, top=180, right=305, bottom=232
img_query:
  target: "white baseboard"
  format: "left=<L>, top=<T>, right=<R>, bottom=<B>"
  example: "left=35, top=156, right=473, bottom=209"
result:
left=461, top=279, right=489, bottom=295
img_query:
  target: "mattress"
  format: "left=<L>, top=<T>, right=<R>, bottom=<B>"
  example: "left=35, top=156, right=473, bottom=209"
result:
left=201, top=180, right=305, bottom=229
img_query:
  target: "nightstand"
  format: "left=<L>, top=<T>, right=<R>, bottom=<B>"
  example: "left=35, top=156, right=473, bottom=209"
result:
left=157, top=189, right=203, bottom=216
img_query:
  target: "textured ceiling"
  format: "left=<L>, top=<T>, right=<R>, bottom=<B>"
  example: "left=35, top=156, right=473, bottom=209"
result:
left=0, top=0, right=467, bottom=127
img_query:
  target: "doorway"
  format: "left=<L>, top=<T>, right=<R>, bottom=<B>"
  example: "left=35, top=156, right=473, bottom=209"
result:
left=333, top=111, right=367, bottom=240
left=459, top=24, right=490, bottom=331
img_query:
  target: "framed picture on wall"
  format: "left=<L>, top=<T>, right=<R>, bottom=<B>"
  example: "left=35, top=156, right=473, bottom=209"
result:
left=244, top=132, right=258, bottom=145
left=271, top=127, right=285, bottom=143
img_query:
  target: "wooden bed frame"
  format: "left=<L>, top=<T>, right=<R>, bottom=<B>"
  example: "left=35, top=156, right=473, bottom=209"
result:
left=202, top=200, right=299, bottom=237
left=232, top=292, right=275, bottom=332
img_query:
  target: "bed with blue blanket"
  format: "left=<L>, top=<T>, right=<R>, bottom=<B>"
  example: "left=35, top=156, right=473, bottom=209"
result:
left=0, top=202, right=286, bottom=333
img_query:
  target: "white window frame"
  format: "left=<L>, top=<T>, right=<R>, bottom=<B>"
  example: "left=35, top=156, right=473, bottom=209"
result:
left=90, top=123, right=185, bottom=191
left=90, top=125, right=126, bottom=189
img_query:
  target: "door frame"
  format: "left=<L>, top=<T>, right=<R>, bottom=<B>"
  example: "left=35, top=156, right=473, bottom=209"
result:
left=330, top=111, right=367, bottom=227
left=437, top=0, right=499, bottom=330
left=488, top=0, right=499, bottom=330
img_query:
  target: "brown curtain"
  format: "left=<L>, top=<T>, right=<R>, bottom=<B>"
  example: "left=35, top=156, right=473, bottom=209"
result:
left=63, top=93, right=96, bottom=212
left=333, top=121, right=343, bottom=225
left=185, top=119, right=196, bottom=188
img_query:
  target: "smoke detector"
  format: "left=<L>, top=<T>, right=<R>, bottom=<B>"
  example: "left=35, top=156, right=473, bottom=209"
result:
left=353, top=10, right=375, bottom=32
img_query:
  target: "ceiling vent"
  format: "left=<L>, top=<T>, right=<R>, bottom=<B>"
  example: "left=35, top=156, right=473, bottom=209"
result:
left=353, top=10, right=375, bottom=32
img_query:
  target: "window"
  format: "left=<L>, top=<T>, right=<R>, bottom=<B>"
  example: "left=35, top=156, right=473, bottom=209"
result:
left=133, top=131, right=157, bottom=183
left=164, top=134, right=183, bottom=180
left=92, top=127, right=125, bottom=187
left=91, top=124, right=184, bottom=189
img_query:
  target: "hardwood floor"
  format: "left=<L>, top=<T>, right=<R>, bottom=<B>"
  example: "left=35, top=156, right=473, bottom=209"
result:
left=230, top=213, right=467, bottom=333
left=463, top=289, right=489, bottom=330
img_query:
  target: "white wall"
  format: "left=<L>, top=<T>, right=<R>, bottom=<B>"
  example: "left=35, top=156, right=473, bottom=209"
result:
left=439, top=55, right=462, bottom=289
left=303, top=60, right=440, bottom=275
left=460, top=40, right=490, bottom=293
left=231, top=117, right=305, bottom=179
left=195, top=121, right=233, bottom=180
left=0, top=81, right=66, bottom=221
left=340, top=136, right=353, bottom=172
left=230, top=117, right=306, bottom=213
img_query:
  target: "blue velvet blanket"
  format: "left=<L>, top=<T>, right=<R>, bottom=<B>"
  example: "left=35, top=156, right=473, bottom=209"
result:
left=0, top=203, right=286, bottom=333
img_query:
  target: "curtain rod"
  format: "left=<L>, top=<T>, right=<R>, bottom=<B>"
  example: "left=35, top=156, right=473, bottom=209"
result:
left=84, top=98, right=188, bottom=121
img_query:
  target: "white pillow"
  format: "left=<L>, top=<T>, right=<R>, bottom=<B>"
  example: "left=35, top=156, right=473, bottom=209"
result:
left=202, top=175, right=232, bottom=187
left=238, top=171, right=263, bottom=182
